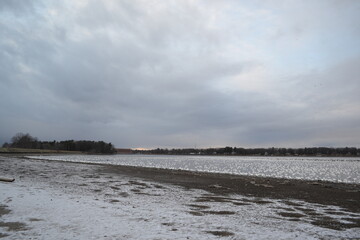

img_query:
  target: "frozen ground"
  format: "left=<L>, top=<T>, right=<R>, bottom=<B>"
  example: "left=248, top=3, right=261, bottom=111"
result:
left=0, top=156, right=359, bottom=239
left=27, top=154, right=360, bottom=183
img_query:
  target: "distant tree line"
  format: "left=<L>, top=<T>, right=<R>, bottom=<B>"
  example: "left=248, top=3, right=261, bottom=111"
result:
left=133, top=146, right=360, bottom=157
left=2, top=133, right=116, bottom=154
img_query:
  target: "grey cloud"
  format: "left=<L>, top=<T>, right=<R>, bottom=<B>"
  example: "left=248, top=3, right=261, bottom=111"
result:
left=0, top=1, right=36, bottom=15
left=1, top=0, right=359, bottom=148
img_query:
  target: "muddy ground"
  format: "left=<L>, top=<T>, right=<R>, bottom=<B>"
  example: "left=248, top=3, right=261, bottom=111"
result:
left=99, top=163, right=360, bottom=213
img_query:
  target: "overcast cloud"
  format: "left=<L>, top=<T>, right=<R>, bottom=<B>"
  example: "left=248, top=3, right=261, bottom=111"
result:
left=1, top=0, right=359, bottom=148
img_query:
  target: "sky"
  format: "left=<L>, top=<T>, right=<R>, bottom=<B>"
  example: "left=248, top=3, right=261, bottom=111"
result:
left=1, top=0, right=359, bottom=149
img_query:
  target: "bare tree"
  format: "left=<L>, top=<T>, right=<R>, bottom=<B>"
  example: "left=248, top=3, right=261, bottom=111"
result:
left=11, top=133, right=38, bottom=148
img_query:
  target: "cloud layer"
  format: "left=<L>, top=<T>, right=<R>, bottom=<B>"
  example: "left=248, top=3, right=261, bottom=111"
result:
left=1, top=0, right=359, bottom=148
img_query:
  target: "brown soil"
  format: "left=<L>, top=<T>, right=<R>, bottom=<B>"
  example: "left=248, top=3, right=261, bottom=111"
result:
left=0, top=221, right=27, bottom=232
left=205, top=230, right=234, bottom=237
left=0, top=205, right=28, bottom=235
left=99, top=164, right=360, bottom=213
left=0, top=205, right=11, bottom=217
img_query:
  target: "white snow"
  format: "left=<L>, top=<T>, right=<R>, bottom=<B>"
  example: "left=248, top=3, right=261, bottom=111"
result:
left=1, top=157, right=359, bottom=239
left=27, top=154, right=360, bottom=183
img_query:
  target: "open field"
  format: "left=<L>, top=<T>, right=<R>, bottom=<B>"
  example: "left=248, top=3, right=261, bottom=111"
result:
left=27, top=154, right=360, bottom=183
left=0, top=156, right=359, bottom=239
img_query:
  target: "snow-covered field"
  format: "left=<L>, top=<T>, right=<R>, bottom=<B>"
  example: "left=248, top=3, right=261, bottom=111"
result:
left=1, top=156, right=359, bottom=239
left=27, top=154, right=360, bottom=183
